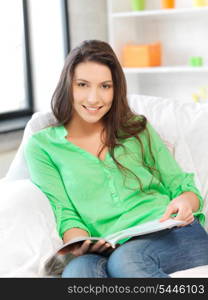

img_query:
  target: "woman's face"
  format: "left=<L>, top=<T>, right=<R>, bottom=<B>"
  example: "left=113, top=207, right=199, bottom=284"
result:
left=71, top=61, right=114, bottom=125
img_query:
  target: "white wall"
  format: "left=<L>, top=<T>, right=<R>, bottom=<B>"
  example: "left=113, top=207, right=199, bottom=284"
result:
left=68, top=0, right=108, bottom=48
left=28, top=0, right=66, bottom=112
left=0, top=150, right=17, bottom=179
left=0, top=130, right=23, bottom=179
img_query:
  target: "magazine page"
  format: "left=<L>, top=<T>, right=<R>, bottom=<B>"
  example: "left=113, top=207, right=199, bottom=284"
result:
left=57, top=236, right=105, bottom=254
left=105, top=219, right=186, bottom=245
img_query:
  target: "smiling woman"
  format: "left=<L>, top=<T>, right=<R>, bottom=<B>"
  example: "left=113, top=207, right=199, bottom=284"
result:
left=24, top=39, right=208, bottom=278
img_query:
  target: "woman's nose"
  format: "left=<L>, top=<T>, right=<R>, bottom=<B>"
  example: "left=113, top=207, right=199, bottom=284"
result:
left=86, top=88, right=100, bottom=105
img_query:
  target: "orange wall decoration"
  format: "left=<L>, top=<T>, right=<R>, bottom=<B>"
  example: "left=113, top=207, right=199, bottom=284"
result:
left=122, top=42, right=162, bottom=67
left=161, top=0, right=175, bottom=9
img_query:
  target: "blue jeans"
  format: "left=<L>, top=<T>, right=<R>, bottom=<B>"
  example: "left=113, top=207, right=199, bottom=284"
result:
left=62, top=219, right=208, bottom=278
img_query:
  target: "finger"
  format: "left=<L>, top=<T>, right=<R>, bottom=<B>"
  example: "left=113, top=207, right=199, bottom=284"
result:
left=187, top=216, right=195, bottom=225
left=104, top=247, right=115, bottom=255
left=105, top=243, right=120, bottom=254
left=90, top=240, right=106, bottom=252
left=80, top=240, right=93, bottom=254
left=178, top=215, right=194, bottom=226
left=97, top=243, right=112, bottom=253
left=160, top=206, right=176, bottom=222
left=174, top=210, right=192, bottom=221
left=69, top=247, right=82, bottom=257
left=69, top=242, right=86, bottom=256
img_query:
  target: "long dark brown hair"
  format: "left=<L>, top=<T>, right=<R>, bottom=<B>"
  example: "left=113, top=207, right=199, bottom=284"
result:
left=51, top=40, right=160, bottom=194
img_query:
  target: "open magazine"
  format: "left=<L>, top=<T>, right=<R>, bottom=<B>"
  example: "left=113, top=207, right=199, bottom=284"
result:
left=58, top=218, right=185, bottom=253
left=43, top=218, right=185, bottom=276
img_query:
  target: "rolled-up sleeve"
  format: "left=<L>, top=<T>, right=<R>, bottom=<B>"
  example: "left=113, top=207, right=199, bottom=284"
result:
left=143, top=122, right=204, bottom=214
left=24, top=136, right=91, bottom=238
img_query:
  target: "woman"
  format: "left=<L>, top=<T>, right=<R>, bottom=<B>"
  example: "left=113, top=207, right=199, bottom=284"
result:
left=24, top=40, right=208, bottom=277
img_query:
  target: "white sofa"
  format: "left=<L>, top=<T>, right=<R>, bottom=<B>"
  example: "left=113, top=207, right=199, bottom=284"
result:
left=0, top=94, right=208, bottom=277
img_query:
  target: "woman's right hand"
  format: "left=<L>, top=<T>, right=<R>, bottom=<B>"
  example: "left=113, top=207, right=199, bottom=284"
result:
left=62, top=239, right=114, bottom=257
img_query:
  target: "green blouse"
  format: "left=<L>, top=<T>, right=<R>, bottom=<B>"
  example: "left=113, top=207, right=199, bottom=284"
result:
left=24, top=120, right=204, bottom=243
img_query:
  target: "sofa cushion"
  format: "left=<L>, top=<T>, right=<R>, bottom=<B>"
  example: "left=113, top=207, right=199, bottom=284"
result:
left=128, top=95, right=202, bottom=187
left=0, top=179, right=62, bottom=277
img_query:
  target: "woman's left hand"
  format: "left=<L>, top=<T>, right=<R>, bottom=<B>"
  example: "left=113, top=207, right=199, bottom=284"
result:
left=160, top=196, right=195, bottom=226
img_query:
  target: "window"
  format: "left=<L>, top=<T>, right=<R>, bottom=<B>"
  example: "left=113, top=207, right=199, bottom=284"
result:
left=0, top=0, right=70, bottom=133
left=0, top=0, right=33, bottom=125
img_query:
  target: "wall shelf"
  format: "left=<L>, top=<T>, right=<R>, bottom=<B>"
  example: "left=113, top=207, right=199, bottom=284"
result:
left=107, top=0, right=208, bottom=100
left=111, top=7, right=208, bottom=18
left=123, top=66, right=208, bottom=74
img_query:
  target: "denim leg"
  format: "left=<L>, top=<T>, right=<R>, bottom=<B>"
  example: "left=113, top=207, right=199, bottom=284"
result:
left=61, top=254, right=108, bottom=278
left=107, top=235, right=170, bottom=278
left=107, top=219, right=208, bottom=278
left=158, top=219, right=208, bottom=275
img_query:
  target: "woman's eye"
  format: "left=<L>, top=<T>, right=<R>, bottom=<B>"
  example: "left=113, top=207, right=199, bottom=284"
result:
left=78, top=82, right=87, bottom=87
left=102, top=84, right=111, bottom=89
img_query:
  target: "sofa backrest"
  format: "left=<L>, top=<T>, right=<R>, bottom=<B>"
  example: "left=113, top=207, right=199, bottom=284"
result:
left=5, top=111, right=58, bottom=180
left=128, top=95, right=208, bottom=199
left=5, top=94, right=208, bottom=222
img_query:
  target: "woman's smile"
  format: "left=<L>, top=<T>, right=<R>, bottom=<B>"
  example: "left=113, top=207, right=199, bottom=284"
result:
left=82, top=105, right=103, bottom=114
